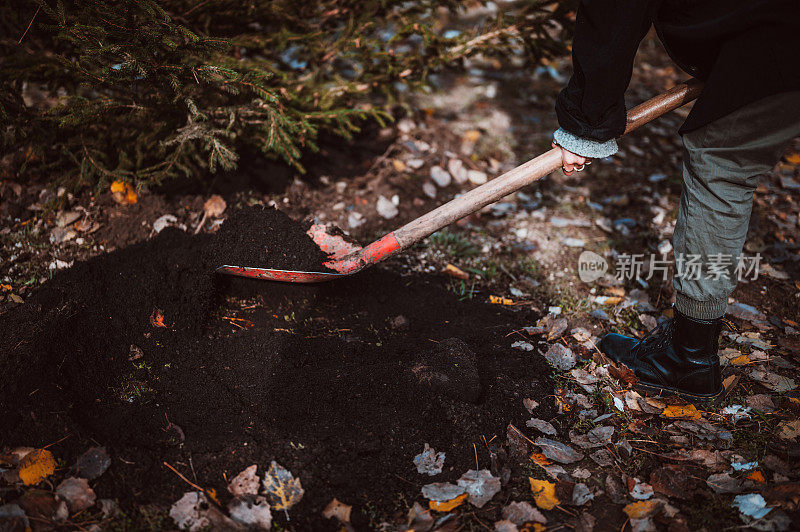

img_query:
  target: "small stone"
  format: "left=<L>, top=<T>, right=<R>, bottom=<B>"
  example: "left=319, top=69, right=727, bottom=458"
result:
left=430, top=166, right=452, bottom=188
left=153, top=214, right=178, bottom=233
left=562, top=238, right=585, bottom=248
left=376, top=196, right=399, bottom=219
left=347, top=212, right=364, bottom=229
left=657, top=240, right=672, bottom=255
left=448, top=159, right=468, bottom=183
left=56, top=477, right=96, bottom=513
left=467, top=170, right=488, bottom=185
left=422, top=181, right=437, bottom=199
left=406, top=158, right=425, bottom=169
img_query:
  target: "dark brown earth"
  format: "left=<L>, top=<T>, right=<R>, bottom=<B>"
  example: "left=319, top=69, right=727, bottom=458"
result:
left=209, top=205, right=332, bottom=271
left=0, top=209, right=552, bottom=529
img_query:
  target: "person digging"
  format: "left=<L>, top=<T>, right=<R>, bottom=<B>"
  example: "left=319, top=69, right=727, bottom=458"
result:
left=550, top=0, right=800, bottom=401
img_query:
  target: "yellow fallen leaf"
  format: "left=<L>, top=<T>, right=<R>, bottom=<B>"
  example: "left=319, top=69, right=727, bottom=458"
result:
left=730, top=355, right=753, bottom=366
left=520, top=524, right=546, bottom=532
left=18, top=449, right=56, bottom=485
left=623, top=500, right=661, bottom=519
left=661, top=404, right=701, bottom=420
left=444, top=264, right=469, bottom=280
left=529, top=478, right=559, bottom=510
left=489, top=295, right=513, bottom=305
left=392, top=159, right=406, bottom=172
left=429, top=493, right=466, bottom=512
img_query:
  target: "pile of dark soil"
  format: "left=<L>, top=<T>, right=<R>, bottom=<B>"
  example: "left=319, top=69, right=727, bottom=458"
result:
left=209, top=205, right=331, bottom=271
left=0, top=207, right=551, bottom=529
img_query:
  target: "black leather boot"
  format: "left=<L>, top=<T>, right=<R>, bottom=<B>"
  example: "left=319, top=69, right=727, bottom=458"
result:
left=598, top=309, right=724, bottom=401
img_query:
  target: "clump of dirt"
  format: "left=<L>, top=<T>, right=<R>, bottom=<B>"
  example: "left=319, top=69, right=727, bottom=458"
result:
left=0, top=206, right=552, bottom=529
left=209, top=204, right=332, bottom=271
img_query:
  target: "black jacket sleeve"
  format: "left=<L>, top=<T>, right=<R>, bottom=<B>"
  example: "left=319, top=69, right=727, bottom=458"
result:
left=555, top=0, right=656, bottom=142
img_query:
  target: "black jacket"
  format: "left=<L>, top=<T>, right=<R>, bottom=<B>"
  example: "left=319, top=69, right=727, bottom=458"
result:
left=555, top=0, right=800, bottom=141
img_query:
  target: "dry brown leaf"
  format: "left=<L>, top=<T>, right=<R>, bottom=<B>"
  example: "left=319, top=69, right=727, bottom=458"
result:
left=203, top=195, right=226, bottom=218
left=322, top=498, right=352, bottom=523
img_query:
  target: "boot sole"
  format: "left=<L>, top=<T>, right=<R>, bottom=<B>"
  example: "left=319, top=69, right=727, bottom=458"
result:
left=635, top=381, right=723, bottom=405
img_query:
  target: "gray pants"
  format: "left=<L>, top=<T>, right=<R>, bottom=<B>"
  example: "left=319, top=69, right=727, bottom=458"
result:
left=674, top=91, right=800, bottom=320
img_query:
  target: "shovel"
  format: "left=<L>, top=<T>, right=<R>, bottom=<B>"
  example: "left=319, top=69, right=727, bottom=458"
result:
left=217, top=79, right=702, bottom=283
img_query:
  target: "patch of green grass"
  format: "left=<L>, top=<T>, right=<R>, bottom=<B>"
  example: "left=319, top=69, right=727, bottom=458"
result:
left=427, top=229, right=480, bottom=258
left=106, top=504, right=170, bottom=531
left=447, top=279, right=478, bottom=301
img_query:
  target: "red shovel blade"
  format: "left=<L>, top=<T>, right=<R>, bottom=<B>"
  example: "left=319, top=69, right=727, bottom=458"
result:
left=215, top=225, right=400, bottom=283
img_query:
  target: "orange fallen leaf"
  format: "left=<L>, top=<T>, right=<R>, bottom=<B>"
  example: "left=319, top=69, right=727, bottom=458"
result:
left=785, top=153, right=800, bottom=165
left=429, top=493, right=466, bottom=512
left=529, top=452, right=552, bottom=466
left=18, top=449, right=56, bottom=486
left=150, top=308, right=166, bottom=328
left=110, top=181, right=137, bottom=205
left=529, top=478, right=559, bottom=510
left=444, top=264, right=469, bottom=280
left=623, top=500, right=661, bottom=519
left=747, top=470, right=765, bottom=483
left=661, top=404, right=701, bottom=420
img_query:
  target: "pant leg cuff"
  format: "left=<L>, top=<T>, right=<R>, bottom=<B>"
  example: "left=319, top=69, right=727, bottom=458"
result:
left=675, top=294, right=727, bottom=320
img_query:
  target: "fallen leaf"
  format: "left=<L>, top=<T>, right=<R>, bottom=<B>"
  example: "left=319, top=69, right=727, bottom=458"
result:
left=228, top=464, right=259, bottom=497
left=170, top=491, right=238, bottom=531
left=407, top=502, right=434, bottom=531
left=732, top=493, right=772, bottom=519
left=262, top=461, right=304, bottom=513
left=494, top=519, right=519, bottom=532
left=150, top=308, right=166, bottom=328
left=730, top=355, right=754, bottom=366
left=422, top=482, right=465, bottom=502
left=627, top=478, right=654, bottom=500
left=761, top=483, right=800, bottom=510
left=623, top=500, right=661, bottom=519
left=535, top=437, right=584, bottom=464
left=502, top=501, right=547, bottom=525
left=649, top=464, right=696, bottom=499
left=707, top=472, right=744, bottom=494
left=526, top=418, right=557, bottom=436
left=529, top=478, right=559, bottom=510
left=661, top=404, right=701, bottom=420
left=489, top=295, right=514, bottom=305
left=414, top=443, right=445, bottom=476
left=18, top=449, right=56, bottom=486
left=543, top=344, right=576, bottom=371
left=777, top=420, right=800, bottom=440
left=0, top=503, right=28, bottom=530
left=228, top=495, right=272, bottom=530
left=322, top=498, right=352, bottom=523
left=110, top=180, right=137, bottom=205
left=572, top=483, right=593, bottom=506
left=444, top=264, right=469, bottom=280
left=747, top=471, right=765, bottom=483
left=56, top=477, right=96, bottom=513
left=457, top=469, right=501, bottom=508
left=429, top=493, right=467, bottom=512
left=203, top=195, right=226, bottom=218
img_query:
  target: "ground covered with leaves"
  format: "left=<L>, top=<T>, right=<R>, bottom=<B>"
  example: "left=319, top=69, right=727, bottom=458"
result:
left=2, top=26, right=800, bottom=532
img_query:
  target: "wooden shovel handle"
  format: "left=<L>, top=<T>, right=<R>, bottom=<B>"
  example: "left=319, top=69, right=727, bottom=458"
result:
left=392, top=78, right=703, bottom=248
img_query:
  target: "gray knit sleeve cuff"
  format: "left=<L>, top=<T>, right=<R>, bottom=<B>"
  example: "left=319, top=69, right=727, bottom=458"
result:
left=553, top=128, right=618, bottom=159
